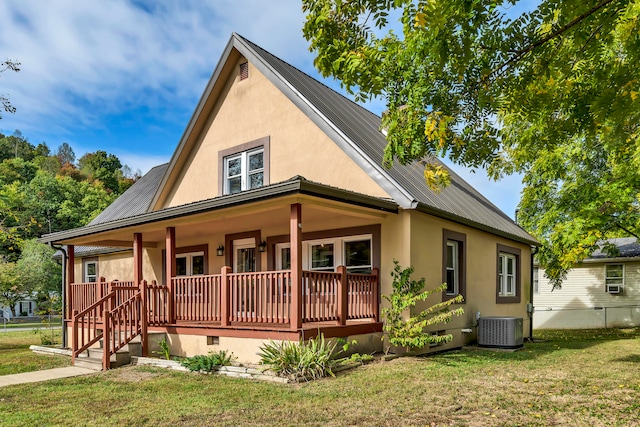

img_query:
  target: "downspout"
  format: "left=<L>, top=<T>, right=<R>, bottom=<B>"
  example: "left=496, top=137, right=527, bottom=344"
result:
left=529, top=245, right=539, bottom=341
left=50, top=243, right=67, bottom=349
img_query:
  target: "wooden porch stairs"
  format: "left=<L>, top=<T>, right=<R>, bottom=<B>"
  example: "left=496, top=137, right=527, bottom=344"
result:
left=73, top=332, right=166, bottom=371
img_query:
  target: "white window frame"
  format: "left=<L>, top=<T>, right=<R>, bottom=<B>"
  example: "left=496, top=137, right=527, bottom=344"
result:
left=84, top=260, right=98, bottom=283
left=498, top=253, right=517, bottom=297
left=275, top=235, right=373, bottom=273
left=445, top=240, right=459, bottom=295
left=223, top=147, right=264, bottom=195
left=605, top=264, right=624, bottom=293
left=233, top=238, right=256, bottom=273
left=175, top=251, right=205, bottom=276
left=533, top=267, right=539, bottom=294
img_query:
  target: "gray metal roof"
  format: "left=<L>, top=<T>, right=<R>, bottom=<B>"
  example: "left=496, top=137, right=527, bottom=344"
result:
left=235, top=35, right=537, bottom=245
left=589, top=238, right=640, bottom=259
left=89, top=163, right=168, bottom=225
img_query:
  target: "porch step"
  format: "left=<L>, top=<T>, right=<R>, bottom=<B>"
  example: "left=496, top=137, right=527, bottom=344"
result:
left=72, top=332, right=167, bottom=371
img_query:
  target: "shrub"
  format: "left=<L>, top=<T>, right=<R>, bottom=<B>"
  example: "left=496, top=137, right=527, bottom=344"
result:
left=382, top=260, right=464, bottom=350
left=258, top=334, right=337, bottom=379
left=180, top=350, right=234, bottom=372
left=154, top=338, right=171, bottom=360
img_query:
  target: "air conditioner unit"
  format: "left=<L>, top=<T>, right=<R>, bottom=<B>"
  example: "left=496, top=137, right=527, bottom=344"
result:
left=478, top=317, right=523, bottom=349
left=607, top=285, right=623, bottom=294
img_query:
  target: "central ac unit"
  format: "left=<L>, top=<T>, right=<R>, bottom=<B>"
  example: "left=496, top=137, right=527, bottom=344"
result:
left=478, top=317, right=523, bottom=349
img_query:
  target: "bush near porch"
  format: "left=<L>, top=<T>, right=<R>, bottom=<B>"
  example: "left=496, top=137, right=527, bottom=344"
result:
left=1, top=328, right=639, bottom=426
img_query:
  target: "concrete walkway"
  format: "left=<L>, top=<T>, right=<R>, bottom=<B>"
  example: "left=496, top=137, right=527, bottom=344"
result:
left=0, top=366, right=97, bottom=388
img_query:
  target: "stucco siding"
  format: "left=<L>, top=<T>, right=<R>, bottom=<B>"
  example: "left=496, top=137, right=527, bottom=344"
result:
left=160, top=58, right=389, bottom=209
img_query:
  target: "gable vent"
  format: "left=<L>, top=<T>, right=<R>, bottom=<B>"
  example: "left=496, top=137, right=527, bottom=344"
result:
left=239, top=62, right=249, bottom=80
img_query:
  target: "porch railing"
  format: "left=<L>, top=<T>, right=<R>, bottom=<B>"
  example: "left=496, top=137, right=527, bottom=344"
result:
left=69, top=267, right=379, bottom=329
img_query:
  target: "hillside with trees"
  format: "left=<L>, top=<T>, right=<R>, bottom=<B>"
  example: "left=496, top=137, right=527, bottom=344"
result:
left=0, top=130, right=139, bottom=315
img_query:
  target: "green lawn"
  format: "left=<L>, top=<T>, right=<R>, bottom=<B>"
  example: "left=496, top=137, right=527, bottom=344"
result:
left=0, top=328, right=639, bottom=426
left=0, top=329, right=69, bottom=376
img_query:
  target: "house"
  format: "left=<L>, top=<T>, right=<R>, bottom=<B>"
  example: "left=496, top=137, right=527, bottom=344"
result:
left=39, top=33, right=538, bottom=368
left=534, top=238, right=640, bottom=329
left=0, top=297, right=38, bottom=318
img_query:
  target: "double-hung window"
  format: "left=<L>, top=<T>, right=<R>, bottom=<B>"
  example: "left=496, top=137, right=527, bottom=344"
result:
left=496, top=244, right=521, bottom=303
left=605, top=264, right=624, bottom=293
left=84, top=259, right=98, bottom=283
left=498, top=253, right=516, bottom=296
left=442, top=230, right=466, bottom=301
left=224, top=147, right=264, bottom=194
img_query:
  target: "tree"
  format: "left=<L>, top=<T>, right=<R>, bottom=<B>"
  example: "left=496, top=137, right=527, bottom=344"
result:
left=1, top=60, right=20, bottom=120
left=302, top=0, right=640, bottom=286
left=16, top=239, right=61, bottom=296
left=78, top=150, right=122, bottom=193
left=55, top=142, right=75, bottom=166
left=0, top=260, right=21, bottom=317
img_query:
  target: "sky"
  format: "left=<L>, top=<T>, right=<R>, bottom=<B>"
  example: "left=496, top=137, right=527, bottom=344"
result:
left=0, top=0, right=524, bottom=219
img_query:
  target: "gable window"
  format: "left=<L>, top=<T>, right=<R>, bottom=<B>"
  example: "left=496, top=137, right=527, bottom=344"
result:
left=442, top=230, right=466, bottom=302
left=605, top=264, right=624, bottom=293
left=83, top=259, right=98, bottom=283
left=224, top=147, right=264, bottom=194
left=496, top=244, right=521, bottom=303
left=218, top=137, right=270, bottom=196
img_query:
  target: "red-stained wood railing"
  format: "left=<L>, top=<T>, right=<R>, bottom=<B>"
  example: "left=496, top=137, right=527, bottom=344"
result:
left=172, top=275, right=223, bottom=322
left=302, top=270, right=340, bottom=322
left=71, top=291, right=112, bottom=365
left=69, top=277, right=109, bottom=318
left=228, top=270, right=292, bottom=324
left=146, top=280, right=170, bottom=325
left=347, top=268, right=379, bottom=320
left=103, top=286, right=145, bottom=370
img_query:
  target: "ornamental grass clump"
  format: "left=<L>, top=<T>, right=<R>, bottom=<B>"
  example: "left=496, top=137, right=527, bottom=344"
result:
left=180, top=350, right=234, bottom=372
left=258, top=334, right=337, bottom=380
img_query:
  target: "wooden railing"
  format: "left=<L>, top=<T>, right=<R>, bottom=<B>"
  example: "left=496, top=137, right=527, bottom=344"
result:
left=347, top=270, right=378, bottom=320
left=71, top=292, right=111, bottom=364
left=173, top=275, right=222, bottom=322
left=69, top=278, right=109, bottom=316
left=228, top=270, right=292, bottom=324
left=146, top=280, right=170, bottom=325
left=103, top=285, right=146, bottom=371
left=302, top=271, right=339, bottom=322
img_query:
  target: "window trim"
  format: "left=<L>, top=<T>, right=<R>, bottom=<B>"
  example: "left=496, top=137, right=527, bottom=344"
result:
left=533, top=266, right=539, bottom=294
left=496, top=244, right=521, bottom=304
left=218, top=136, right=270, bottom=196
left=442, top=229, right=466, bottom=302
left=175, top=251, right=206, bottom=276
left=83, top=257, right=98, bottom=283
left=605, top=264, right=624, bottom=293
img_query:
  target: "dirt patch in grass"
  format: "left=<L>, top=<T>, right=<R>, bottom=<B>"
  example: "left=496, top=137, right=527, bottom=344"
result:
left=107, top=366, right=164, bottom=383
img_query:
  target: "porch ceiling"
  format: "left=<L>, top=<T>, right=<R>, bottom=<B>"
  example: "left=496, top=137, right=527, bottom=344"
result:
left=44, top=192, right=395, bottom=248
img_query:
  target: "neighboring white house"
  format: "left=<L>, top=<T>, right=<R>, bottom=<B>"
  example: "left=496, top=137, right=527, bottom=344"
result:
left=534, top=238, right=640, bottom=329
left=0, top=298, right=38, bottom=318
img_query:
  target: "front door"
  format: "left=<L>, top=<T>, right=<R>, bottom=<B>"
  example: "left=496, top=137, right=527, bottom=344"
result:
left=233, top=238, right=256, bottom=273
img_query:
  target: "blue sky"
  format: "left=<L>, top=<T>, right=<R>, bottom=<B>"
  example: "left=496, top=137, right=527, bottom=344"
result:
left=0, top=0, right=523, bottom=219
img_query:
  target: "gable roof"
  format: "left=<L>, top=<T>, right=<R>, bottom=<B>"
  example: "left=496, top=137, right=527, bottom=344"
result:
left=149, top=33, right=536, bottom=245
left=588, top=237, right=640, bottom=260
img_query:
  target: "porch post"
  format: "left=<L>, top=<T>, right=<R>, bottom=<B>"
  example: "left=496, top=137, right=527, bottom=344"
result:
left=337, top=265, right=348, bottom=326
left=133, top=233, right=143, bottom=286
left=166, top=227, right=176, bottom=324
left=372, top=267, right=380, bottom=321
left=290, top=203, right=302, bottom=331
left=67, top=245, right=75, bottom=320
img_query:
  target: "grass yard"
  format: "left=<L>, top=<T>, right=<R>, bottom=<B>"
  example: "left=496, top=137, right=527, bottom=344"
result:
left=0, top=330, right=70, bottom=376
left=0, top=328, right=639, bottom=426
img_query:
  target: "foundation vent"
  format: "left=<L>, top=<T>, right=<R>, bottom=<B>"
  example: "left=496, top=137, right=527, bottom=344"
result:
left=478, top=317, right=523, bottom=349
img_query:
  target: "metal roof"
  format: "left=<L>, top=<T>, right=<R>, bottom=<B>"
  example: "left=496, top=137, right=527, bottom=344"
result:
left=235, top=35, right=537, bottom=245
left=89, top=163, right=168, bottom=225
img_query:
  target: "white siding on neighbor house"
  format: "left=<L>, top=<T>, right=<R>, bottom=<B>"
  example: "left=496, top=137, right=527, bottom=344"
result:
left=534, top=262, right=640, bottom=329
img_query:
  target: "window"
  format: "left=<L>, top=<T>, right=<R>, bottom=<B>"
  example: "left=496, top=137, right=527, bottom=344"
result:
left=496, top=244, right=521, bottom=303
left=275, top=235, right=372, bottom=273
left=605, top=264, right=624, bottom=293
left=176, top=252, right=205, bottom=276
left=446, top=241, right=459, bottom=295
left=233, top=238, right=256, bottom=273
left=442, top=230, right=466, bottom=301
left=499, top=253, right=516, bottom=296
left=533, top=267, right=539, bottom=294
left=224, top=147, right=264, bottom=194
left=83, top=259, right=98, bottom=283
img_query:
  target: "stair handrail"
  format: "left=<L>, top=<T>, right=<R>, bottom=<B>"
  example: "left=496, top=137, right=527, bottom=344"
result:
left=71, top=290, right=115, bottom=363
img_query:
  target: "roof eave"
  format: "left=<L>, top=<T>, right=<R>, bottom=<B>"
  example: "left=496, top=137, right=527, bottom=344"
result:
left=415, top=202, right=540, bottom=246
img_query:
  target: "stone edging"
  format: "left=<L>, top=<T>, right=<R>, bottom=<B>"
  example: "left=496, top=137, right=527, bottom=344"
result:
left=29, top=345, right=72, bottom=357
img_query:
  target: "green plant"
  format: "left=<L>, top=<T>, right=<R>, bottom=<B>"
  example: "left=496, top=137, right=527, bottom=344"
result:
left=258, top=334, right=338, bottom=379
left=381, top=260, right=464, bottom=350
left=155, top=338, right=171, bottom=360
left=179, top=350, right=234, bottom=372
